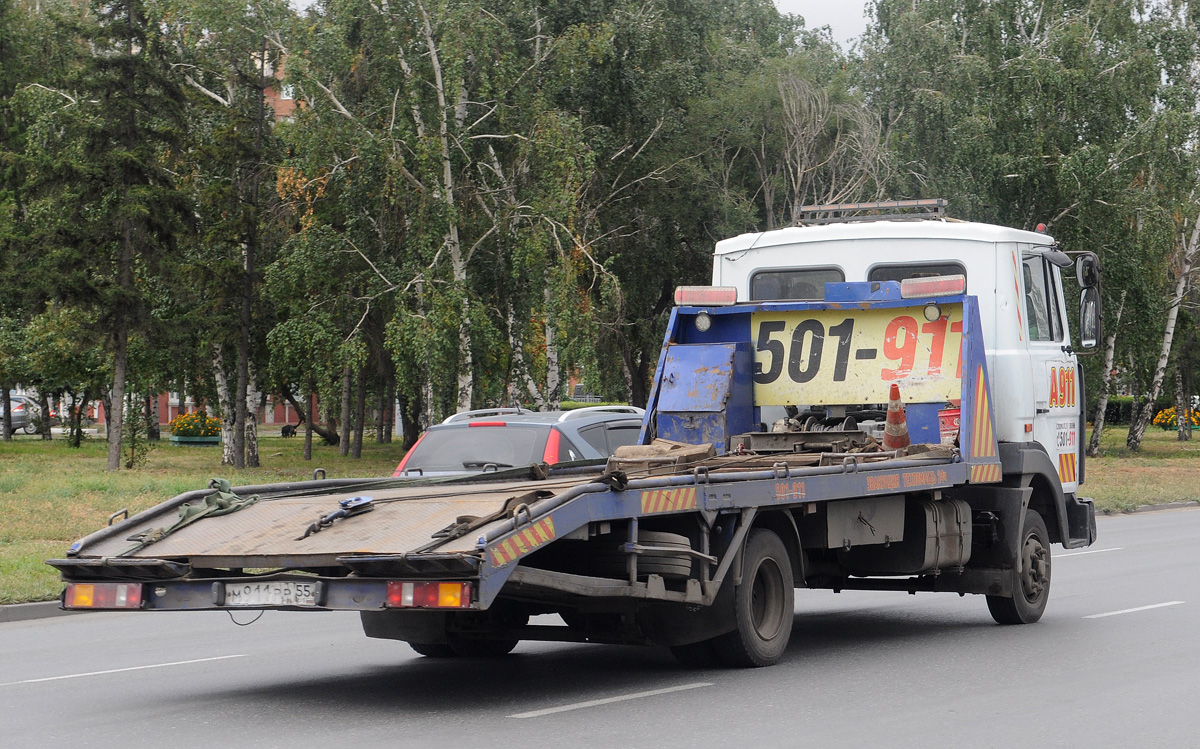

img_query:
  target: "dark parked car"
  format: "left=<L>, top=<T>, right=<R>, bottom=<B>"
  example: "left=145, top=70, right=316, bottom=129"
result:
left=392, top=406, right=645, bottom=477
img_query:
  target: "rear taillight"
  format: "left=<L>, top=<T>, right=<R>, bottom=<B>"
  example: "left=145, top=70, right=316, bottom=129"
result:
left=900, top=274, right=966, bottom=298
left=64, top=582, right=144, bottom=609
left=467, top=421, right=506, bottom=427
left=674, top=286, right=737, bottom=306
left=542, top=428, right=562, bottom=464
left=12, top=403, right=24, bottom=413
left=385, top=581, right=472, bottom=608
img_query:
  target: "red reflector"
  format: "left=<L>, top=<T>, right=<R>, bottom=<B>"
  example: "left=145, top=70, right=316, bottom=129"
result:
left=64, top=582, right=143, bottom=609
left=467, top=421, right=506, bottom=427
left=385, top=581, right=472, bottom=608
left=674, top=286, right=737, bottom=306
left=542, top=428, right=562, bottom=464
left=900, top=274, right=966, bottom=299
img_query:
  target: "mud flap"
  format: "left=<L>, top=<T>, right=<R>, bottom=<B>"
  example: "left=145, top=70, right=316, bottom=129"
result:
left=1063, top=494, right=1097, bottom=549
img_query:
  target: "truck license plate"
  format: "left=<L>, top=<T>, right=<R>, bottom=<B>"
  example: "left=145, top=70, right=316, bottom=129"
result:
left=224, top=581, right=317, bottom=607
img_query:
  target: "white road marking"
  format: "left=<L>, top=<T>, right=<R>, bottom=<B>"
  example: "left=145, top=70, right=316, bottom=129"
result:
left=509, top=681, right=713, bottom=719
left=1084, top=601, right=1185, bottom=619
left=0, top=654, right=248, bottom=687
left=1058, top=547, right=1123, bottom=557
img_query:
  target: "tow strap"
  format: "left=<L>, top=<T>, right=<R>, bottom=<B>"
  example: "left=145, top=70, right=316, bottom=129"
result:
left=119, top=478, right=261, bottom=557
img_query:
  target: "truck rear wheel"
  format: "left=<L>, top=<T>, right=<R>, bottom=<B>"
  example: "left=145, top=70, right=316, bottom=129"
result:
left=447, top=637, right=518, bottom=657
left=987, top=509, right=1051, bottom=624
left=409, top=642, right=456, bottom=658
left=712, top=528, right=794, bottom=667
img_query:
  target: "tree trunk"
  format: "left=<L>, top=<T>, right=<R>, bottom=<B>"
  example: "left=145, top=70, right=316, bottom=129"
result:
left=398, top=392, right=419, bottom=451
left=304, top=381, right=314, bottom=460
left=245, top=363, right=262, bottom=467
left=338, top=364, right=352, bottom=457
left=416, top=0, right=473, bottom=411
left=39, top=391, right=52, bottom=440
left=383, top=378, right=395, bottom=443
left=1, top=385, right=11, bottom=440
left=1086, top=290, right=1124, bottom=457
left=1176, top=367, right=1189, bottom=441
left=1128, top=211, right=1200, bottom=450
left=147, top=392, right=160, bottom=441
left=213, top=344, right=236, bottom=466
left=352, top=365, right=366, bottom=459
left=106, top=324, right=128, bottom=471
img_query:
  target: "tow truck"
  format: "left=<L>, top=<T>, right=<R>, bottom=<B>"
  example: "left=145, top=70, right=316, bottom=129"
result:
left=51, top=200, right=1102, bottom=667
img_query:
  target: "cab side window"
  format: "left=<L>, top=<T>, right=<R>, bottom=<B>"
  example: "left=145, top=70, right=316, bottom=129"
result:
left=1022, top=256, right=1062, bottom=342
left=868, top=262, right=966, bottom=286
left=750, top=268, right=844, bottom=300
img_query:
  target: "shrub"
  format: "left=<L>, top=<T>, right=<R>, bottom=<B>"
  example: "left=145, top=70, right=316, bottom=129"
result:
left=167, top=411, right=221, bottom=437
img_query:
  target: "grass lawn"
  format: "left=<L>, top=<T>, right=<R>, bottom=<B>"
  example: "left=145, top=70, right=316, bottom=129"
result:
left=0, top=432, right=405, bottom=604
left=0, top=425, right=1194, bottom=605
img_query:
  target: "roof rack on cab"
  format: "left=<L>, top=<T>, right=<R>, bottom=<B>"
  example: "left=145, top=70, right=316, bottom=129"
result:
left=557, top=405, right=645, bottom=422
left=798, top=198, right=947, bottom=226
left=442, top=407, right=534, bottom=424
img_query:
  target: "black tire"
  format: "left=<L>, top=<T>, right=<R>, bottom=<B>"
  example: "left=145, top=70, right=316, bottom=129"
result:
left=987, top=509, right=1051, bottom=625
left=670, top=638, right=721, bottom=669
left=409, top=642, right=456, bottom=658
left=21, top=423, right=36, bottom=435
left=589, top=531, right=694, bottom=580
left=447, top=637, right=518, bottom=657
left=712, top=528, right=794, bottom=668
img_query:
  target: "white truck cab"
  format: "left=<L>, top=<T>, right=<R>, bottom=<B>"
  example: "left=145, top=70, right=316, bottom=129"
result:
left=711, top=200, right=1100, bottom=497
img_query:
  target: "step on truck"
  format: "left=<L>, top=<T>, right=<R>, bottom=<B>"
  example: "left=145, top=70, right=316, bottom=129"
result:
left=51, top=199, right=1102, bottom=668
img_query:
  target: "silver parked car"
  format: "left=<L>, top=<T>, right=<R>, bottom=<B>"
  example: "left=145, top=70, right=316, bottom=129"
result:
left=1, top=395, right=40, bottom=435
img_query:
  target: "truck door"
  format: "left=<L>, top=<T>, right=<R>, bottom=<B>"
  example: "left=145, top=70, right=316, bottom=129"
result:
left=1021, top=254, right=1081, bottom=494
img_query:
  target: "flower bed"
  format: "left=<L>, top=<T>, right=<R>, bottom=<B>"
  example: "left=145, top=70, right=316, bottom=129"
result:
left=167, top=411, right=221, bottom=438
left=1152, top=406, right=1200, bottom=430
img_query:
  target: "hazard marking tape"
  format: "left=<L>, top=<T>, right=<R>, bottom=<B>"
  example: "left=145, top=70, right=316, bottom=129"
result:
left=970, top=364, right=998, bottom=460
left=639, top=487, right=698, bottom=514
left=1058, top=453, right=1077, bottom=484
left=970, top=463, right=1002, bottom=483
left=488, top=516, right=557, bottom=567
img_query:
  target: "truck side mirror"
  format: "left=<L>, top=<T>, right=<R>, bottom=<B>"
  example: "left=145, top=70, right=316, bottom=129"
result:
left=1076, top=252, right=1100, bottom=289
left=1079, top=286, right=1101, bottom=350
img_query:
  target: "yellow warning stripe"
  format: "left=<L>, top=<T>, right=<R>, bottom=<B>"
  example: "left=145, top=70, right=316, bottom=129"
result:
left=971, top=365, right=997, bottom=459
left=640, top=487, right=698, bottom=514
left=970, top=463, right=1002, bottom=483
left=1058, top=453, right=1077, bottom=484
left=488, top=516, right=557, bottom=568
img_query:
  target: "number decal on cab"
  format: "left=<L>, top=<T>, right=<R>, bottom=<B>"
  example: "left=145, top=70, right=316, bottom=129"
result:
left=751, top=307, right=965, bottom=405
left=1049, top=366, right=1076, bottom=408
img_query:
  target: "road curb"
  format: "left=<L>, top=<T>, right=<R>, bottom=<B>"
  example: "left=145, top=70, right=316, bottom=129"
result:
left=1100, top=500, right=1200, bottom=515
left=0, top=600, right=76, bottom=623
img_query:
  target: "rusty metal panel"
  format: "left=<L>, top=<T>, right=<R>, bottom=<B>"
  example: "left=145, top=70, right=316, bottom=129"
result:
left=79, top=480, right=564, bottom=563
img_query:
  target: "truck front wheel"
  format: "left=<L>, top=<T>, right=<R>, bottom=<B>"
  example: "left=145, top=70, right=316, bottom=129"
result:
left=987, top=509, right=1051, bottom=624
left=712, top=528, right=794, bottom=667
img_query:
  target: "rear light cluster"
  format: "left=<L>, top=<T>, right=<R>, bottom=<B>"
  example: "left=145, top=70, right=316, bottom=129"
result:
left=385, top=581, right=472, bottom=609
left=64, top=582, right=143, bottom=609
left=900, top=274, right=966, bottom=298
left=674, top=286, right=737, bottom=306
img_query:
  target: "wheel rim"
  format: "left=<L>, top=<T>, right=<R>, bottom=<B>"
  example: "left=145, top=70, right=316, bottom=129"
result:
left=750, top=557, right=786, bottom=641
left=1019, top=530, right=1049, bottom=602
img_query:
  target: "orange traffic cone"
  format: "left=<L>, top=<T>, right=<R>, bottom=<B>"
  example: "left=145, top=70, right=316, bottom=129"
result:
left=883, top=383, right=910, bottom=450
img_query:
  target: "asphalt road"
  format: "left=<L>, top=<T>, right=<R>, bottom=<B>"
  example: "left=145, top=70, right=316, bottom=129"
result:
left=4, top=509, right=1200, bottom=748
